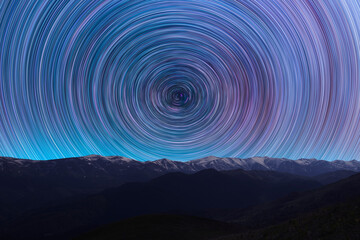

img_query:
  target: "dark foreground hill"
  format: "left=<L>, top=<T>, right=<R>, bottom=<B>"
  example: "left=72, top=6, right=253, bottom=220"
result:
left=74, top=198, right=360, bottom=240
left=75, top=214, right=238, bottom=240
left=78, top=172, right=360, bottom=240
left=0, top=169, right=322, bottom=239
left=217, top=196, right=360, bottom=240
left=312, top=170, right=357, bottom=184
left=221, top=171, right=360, bottom=227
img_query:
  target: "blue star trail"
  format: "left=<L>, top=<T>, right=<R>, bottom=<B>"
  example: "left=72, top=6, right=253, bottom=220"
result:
left=1, top=0, right=360, bottom=161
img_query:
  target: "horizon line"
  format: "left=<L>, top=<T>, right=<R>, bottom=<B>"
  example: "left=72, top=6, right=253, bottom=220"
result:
left=0, top=154, right=358, bottom=162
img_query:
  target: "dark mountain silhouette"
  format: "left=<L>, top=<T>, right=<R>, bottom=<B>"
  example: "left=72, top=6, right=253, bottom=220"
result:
left=218, top=196, right=360, bottom=240
left=74, top=172, right=360, bottom=240
left=1, top=155, right=360, bottom=239
left=0, top=155, right=164, bottom=222
left=220, top=172, right=360, bottom=227
left=75, top=196, right=360, bottom=240
left=1, top=155, right=358, bottom=223
left=0, top=169, right=322, bottom=239
left=313, top=170, right=357, bottom=185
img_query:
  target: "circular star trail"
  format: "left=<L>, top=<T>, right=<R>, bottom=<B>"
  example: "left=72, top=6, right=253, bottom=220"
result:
left=1, top=0, right=360, bottom=161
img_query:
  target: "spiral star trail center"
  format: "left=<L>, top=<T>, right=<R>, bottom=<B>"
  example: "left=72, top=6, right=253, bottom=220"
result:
left=1, top=0, right=360, bottom=161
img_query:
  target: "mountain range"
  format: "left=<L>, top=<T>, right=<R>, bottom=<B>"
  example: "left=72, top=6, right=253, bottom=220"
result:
left=2, top=155, right=360, bottom=178
left=1, top=155, right=360, bottom=239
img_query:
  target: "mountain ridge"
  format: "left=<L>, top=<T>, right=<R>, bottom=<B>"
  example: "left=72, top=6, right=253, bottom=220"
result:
left=2, top=155, right=360, bottom=177
left=0, top=155, right=359, bottom=224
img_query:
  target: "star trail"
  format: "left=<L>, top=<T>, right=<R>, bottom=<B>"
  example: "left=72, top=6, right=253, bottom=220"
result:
left=1, top=0, right=360, bottom=161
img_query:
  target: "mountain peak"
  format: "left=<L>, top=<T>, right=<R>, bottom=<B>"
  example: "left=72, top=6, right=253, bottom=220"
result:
left=154, top=158, right=173, bottom=163
left=191, top=156, right=220, bottom=163
left=82, top=154, right=102, bottom=159
left=81, top=155, right=135, bottom=162
left=294, top=158, right=318, bottom=165
left=151, top=158, right=187, bottom=171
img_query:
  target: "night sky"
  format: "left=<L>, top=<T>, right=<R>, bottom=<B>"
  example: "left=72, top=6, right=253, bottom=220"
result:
left=1, top=0, right=360, bottom=161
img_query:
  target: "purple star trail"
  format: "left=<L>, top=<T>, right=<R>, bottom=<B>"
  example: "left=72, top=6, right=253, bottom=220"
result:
left=0, top=0, right=360, bottom=161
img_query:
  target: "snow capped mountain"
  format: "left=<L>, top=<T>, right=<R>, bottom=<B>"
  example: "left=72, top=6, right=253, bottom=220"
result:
left=189, top=156, right=246, bottom=170
left=149, top=156, right=360, bottom=176
left=184, top=156, right=360, bottom=176
left=83, top=155, right=135, bottom=163
left=1, top=155, right=360, bottom=177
